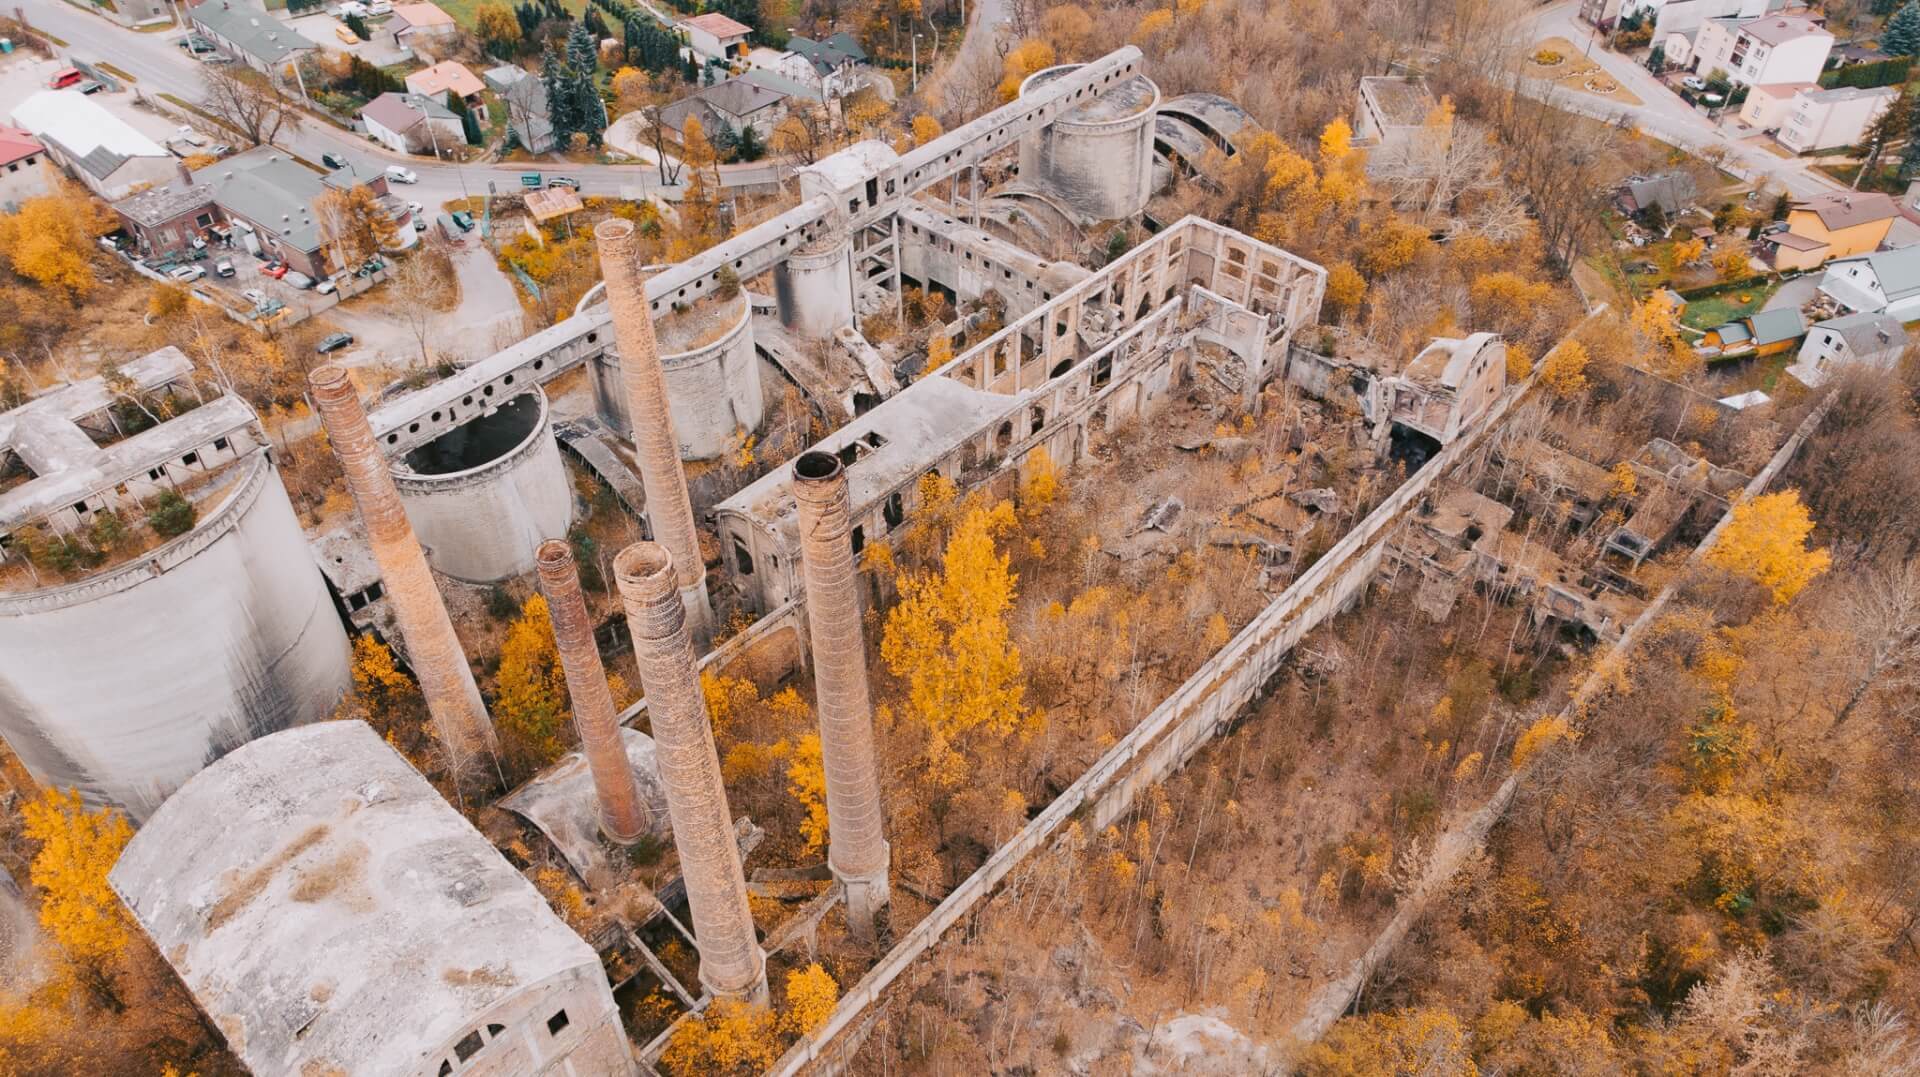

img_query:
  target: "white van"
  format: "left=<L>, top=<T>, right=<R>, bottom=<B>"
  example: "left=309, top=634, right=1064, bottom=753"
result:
left=385, top=165, right=418, bottom=184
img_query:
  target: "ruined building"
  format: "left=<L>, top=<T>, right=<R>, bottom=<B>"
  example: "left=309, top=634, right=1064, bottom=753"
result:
left=0, top=346, right=350, bottom=820
left=110, top=722, right=636, bottom=1076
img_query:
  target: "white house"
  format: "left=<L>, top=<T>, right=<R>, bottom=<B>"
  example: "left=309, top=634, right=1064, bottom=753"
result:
left=8, top=91, right=177, bottom=201
left=1818, top=245, right=1920, bottom=321
left=1691, top=14, right=1832, bottom=86
left=680, top=12, right=752, bottom=63
left=362, top=92, right=463, bottom=156
left=1639, top=0, right=1773, bottom=39
left=1736, top=81, right=1816, bottom=129
left=1788, top=310, right=1907, bottom=386
left=0, top=125, right=53, bottom=211
left=191, top=0, right=314, bottom=80
left=776, top=33, right=869, bottom=99
left=1778, top=85, right=1897, bottom=152
left=387, top=2, right=460, bottom=53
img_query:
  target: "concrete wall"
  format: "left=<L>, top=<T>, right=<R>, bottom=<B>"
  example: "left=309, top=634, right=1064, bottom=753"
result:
left=774, top=236, right=856, bottom=339
left=1017, top=68, right=1159, bottom=222
left=591, top=294, right=765, bottom=460
left=425, top=965, right=634, bottom=1077
left=0, top=453, right=352, bottom=821
left=392, top=388, right=574, bottom=583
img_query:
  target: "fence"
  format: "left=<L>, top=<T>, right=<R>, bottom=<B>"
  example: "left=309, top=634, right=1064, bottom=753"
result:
left=767, top=369, right=1533, bottom=1074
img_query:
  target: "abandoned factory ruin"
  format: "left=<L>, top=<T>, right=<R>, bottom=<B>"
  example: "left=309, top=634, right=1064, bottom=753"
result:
left=0, top=46, right=1797, bottom=1077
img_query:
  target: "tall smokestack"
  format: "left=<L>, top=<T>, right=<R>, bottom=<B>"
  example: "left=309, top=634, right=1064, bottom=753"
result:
left=309, top=365, right=493, bottom=761
left=535, top=539, right=649, bottom=845
left=596, top=218, right=712, bottom=645
left=791, top=451, right=891, bottom=939
left=614, top=541, right=766, bottom=1004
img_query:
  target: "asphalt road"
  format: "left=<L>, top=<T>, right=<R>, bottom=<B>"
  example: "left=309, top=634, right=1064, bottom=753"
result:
left=13, top=0, right=784, bottom=208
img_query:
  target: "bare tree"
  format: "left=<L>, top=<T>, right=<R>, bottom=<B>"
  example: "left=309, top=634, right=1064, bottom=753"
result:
left=1369, top=115, right=1502, bottom=219
left=639, top=103, right=684, bottom=186
left=1827, top=558, right=1920, bottom=736
left=200, top=65, right=302, bottom=147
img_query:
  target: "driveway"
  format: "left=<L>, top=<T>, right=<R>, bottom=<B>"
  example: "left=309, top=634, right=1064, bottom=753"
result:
left=1761, top=272, right=1822, bottom=315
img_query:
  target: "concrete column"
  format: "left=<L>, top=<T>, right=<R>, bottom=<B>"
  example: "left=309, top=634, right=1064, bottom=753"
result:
left=790, top=451, right=892, bottom=940
left=595, top=218, right=712, bottom=645
left=534, top=539, right=649, bottom=845
left=309, top=365, right=493, bottom=763
left=614, top=542, right=767, bottom=1004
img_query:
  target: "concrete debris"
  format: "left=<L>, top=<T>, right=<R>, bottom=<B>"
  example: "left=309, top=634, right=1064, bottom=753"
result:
left=1291, top=486, right=1342, bottom=515
left=1138, top=496, right=1184, bottom=533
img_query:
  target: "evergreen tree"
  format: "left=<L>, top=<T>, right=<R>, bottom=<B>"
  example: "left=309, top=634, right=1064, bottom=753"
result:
left=734, top=122, right=764, bottom=161
left=1876, top=0, right=1902, bottom=16
left=563, top=23, right=606, bottom=145
left=683, top=52, right=699, bottom=84
left=1885, top=1, right=1920, bottom=57
left=542, top=45, right=577, bottom=146
left=449, top=90, right=483, bottom=145
left=344, top=11, right=370, bottom=39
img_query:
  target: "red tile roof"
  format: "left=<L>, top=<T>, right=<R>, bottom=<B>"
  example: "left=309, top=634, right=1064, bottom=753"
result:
left=0, top=125, right=44, bottom=168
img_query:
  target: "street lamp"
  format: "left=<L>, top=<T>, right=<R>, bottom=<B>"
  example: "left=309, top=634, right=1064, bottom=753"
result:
left=911, top=33, right=923, bottom=92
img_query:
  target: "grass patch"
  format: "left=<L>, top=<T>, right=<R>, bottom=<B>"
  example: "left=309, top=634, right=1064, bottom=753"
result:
left=1815, top=161, right=1902, bottom=193
left=432, top=0, right=586, bottom=28
left=98, top=62, right=136, bottom=83
left=1680, top=280, right=1779, bottom=330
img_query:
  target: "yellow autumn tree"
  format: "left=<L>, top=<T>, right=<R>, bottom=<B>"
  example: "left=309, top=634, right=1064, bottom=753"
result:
left=881, top=498, right=1031, bottom=781
left=1510, top=714, right=1577, bottom=771
left=781, top=963, right=839, bottom=1035
left=1705, top=489, right=1831, bottom=604
left=349, top=633, right=418, bottom=733
left=1019, top=445, right=1059, bottom=516
left=1131, top=7, right=1173, bottom=43
left=1631, top=291, right=1698, bottom=380
left=1324, top=261, right=1366, bottom=317
left=1609, top=461, right=1638, bottom=500
left=661, top=998, right=779, bottom=1076
left=1468, top=271, right=1554, bottom=334
left=674, top=118, right=723, bottom=258
left=1318, top=118, right=1353, bottom=162
left=1302, top=1008, right=1479, bottom=1076
left=911, top=113, right=942, bottom=147
left=1359, top=216, right=1432, bottom=277
left=1712, top=246, right=1750, bottom=282
left=494, top=594, right=569, bottom=765
left=0, top=192, right=101, bottom=299
left=1539, top=339, right=1591, bottom=397
left=21, top=788, right=133, bottom=1006
left=998, top=39, right=1056, bottom=100
left=786, top=733, right=829, bottom=853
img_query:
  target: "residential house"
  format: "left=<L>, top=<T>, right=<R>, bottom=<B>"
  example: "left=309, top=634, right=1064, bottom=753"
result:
left=1788, top=310, right=1906, bottom=386
left=387, top=2, right=460, bottom=54
left=1641, top=0, right=1775, bottom=40
left=362, top=92, right=464, bottom=156
left=1618, top=171, right=1697, bottom=218
left=1736, top=81, right=1817, bottom=130
left=681, top=12, right=752, bottom=63
left=8, top=91, right=176, bottom=201
left=1745, top=307, right=1806, bottom=354
left=1818, top=245, right=1920, bottom=320
left=1764, top=191, right=1896, bottom=270
left=75, top=0, right=167, bottom=29
left=1661, top=29, right=1699, bottom=69
left=1581, top=0, right=1625, bottom=30
left=191, top=1, right=314, bottom=81
left=405, top=61, right=486, bottom=105
left=658, top=75, right=790, bottom=142
left=483, top=64, right=531, bottom=94
left=0, top=126, right=53, bottom=211
left=1777, top=85, right=1897, bottom=152
left=1690, top=15, right=1833, bottom=87
left=778, top=33, right=869, bottom=98
left=114, top=148, right=398, bottom=277
left=501, top=78, right=556, bottom=153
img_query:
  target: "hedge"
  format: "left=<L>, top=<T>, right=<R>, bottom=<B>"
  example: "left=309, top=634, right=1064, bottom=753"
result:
left=1820, top=56, right=1912, bottom=90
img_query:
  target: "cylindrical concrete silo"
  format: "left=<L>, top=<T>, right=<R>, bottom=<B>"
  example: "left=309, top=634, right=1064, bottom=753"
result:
left=774, top=234, right=855, bottom=340
left=391, top=387, right=574, bottom=583
left=0, top=454, right=352, bottom=822
left=1018, top=66, right=1161, bottom=222
left=594, top=291, right=765, bottom=461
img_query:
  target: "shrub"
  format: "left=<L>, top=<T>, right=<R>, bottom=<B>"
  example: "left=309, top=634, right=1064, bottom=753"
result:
left=146, top=491, right=197, bottom=539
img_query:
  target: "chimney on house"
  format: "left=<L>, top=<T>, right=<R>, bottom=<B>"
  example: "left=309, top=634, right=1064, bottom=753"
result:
left=308, top=365, right=495, bottom=764
left=791, top=450, right=892, bottom=940
left=534, top=539, right=649, bottom=844
left=614, top=542, right=767, bottom=1004
left=595, top=218, right=713, bottom=645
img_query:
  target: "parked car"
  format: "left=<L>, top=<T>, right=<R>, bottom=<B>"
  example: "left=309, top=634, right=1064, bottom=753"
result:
left=215, top=258, right=235, bottom=277
left=169, top=265, right=205, bottom=283
left=242, top=288, right=268, bottom=307
left=264, top=262, right=289, bottom=279
left=334, top=24, right=358, bottom=44
left=75, top=80, right=104, bottom=95
left=206, top=144, right=231, bottom=158
left=385, top=165, right=418, bottom=184
left=198, top=53, right=232, bottom=64
left=367, top=0, right=392, bottom=14
left=315, top=332, right=354, bottom=354
left=177, top=34, right=215, bottom=53
left=450, top=210, right=474, bottom=231
left=407, top=200, right=424, bottom=216
left=316, top=276, right=340, bottom=295
left=47, top=68, right=82, bottom=90
left=352, top=257, right=385, bottom=278
left=322, top=151, right=348, bottom=169
left=1682, top=75, right=1708, bottom=92
left=284, top=271, right=314, bottom=289
left=335, top=1, right=368, bottom=16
